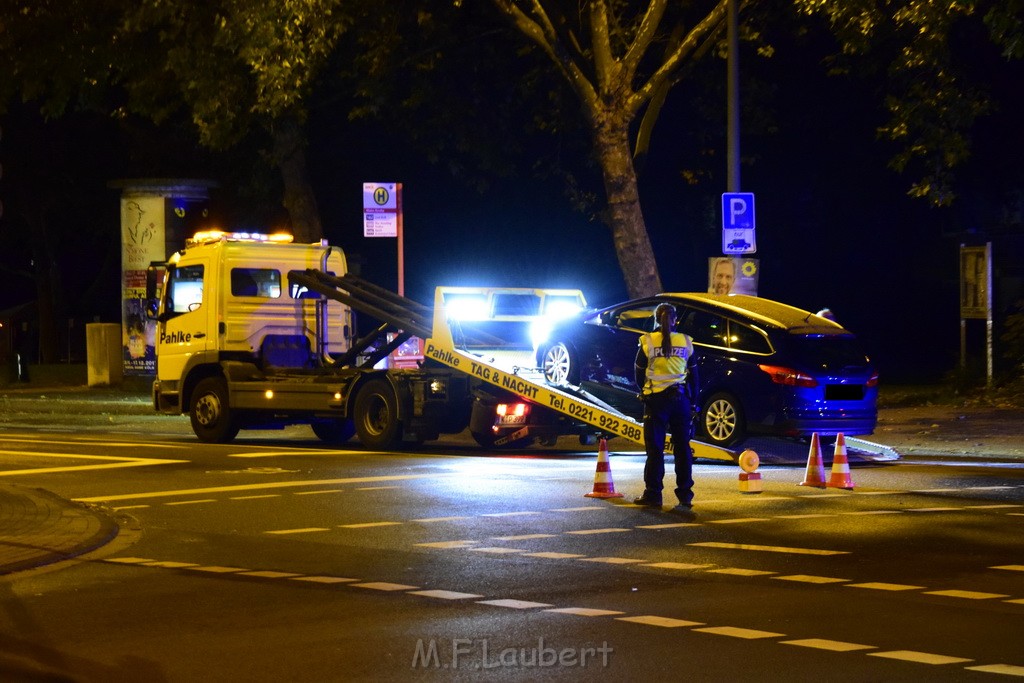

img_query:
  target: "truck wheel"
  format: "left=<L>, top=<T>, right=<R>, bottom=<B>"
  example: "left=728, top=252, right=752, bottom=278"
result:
left=354, top=379, right=403, bottom=449
left=701, top=391, right=745, bottom=447
left=311, top=419, right=356, bottom=444
left=190, top=377, right=240, bottom=444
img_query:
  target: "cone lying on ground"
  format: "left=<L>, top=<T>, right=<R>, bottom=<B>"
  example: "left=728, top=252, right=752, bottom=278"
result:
left=827, top=433, right=855, bottom=490
left=799, top=432, right=827, bottom=488
left=584, top=438, right=623, bottom=499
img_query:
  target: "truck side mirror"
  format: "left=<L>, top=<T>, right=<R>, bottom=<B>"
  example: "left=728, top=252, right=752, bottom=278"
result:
left=146, top=263, right=166, bottom=320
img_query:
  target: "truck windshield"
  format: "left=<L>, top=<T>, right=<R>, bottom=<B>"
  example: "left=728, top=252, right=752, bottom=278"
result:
left=165, top=264, right=205, bottom=317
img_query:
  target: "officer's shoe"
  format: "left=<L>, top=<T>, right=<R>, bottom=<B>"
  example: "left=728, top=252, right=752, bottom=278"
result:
left=633, top=492, right=663, bottom=507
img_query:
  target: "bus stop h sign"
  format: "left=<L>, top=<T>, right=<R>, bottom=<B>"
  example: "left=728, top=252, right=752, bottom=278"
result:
left=722, top=192, right=756, bottom=255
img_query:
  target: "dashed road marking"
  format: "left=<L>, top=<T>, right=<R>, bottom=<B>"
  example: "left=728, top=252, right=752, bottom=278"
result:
left=265, top=527, right=330, bottom=535
left=774, top=575, right=849, bottom=584
left=689, top=542, right=849, bottom=556
left=906, top=507, right=963, bottom=512
left=165, top=499, right=217, bottom=506
left=694, top=626, right=784, bottom=639
left=547, top=607, right=625, bottom=617
left=523, top=552, right=585, bottom=559
left=352, top=582, right=418, bottom=591
left=846, top=582, right=923, bottom=591
left=293, top=489, right=343, bottom=496
left=339, top=521, right=403, bottom=529
left=471, top=547, right=525, bottom=554
left=477, top=599, right=553, bottom=609
left=636, top=522, right=701, bottom=529
left=579, top=557, right=645, bottom=565
left=102, top=556, right=1022, bottom=676
left=492, top=534, right=557, bottom=541
left=415, top=541, right=478, bottom=549
left=924, top=589, right=1010, bottom=600
left=616, top=615, right=703, bottom=628
left=709, top=568, right=775, bottom=577
left=565, top=528, right=631, bottom=535
left=409, top=589, right=483, bottom=600
left=231, top=494, right=280, bottom=501
left=644, top=562, right=713, bottom=570
left=707, top=517, right=771, bottom=524
left=413, top=516, right=469, bottom=523
left=992, top=565, right=1024, bottom=572
left=868, top=650, right=973, bottom=665
left=549, top=506, right=604, bottom=512
left=481, top=511, right=540, bottom=517
left=782, top=638, right=876, bottom=652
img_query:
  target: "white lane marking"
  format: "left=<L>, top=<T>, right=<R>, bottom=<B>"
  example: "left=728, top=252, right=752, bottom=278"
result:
left=924, top=589, right=1010, bottom=600
left=242, top=571, right=302, bottom=579
left=492, top=534, right=557, bottom=541
left=471, top=547, right=525, bottom=554
left=74, top=474, right=440, bottom=503
left=689, top=542, right=849, bottom=556
left=616, top=616, right=703, bottom=628
left=971, top=505, right=1023, bottom=510
left=524, top=552, right=586, bottom=559
left=846, top=582, right=924, bottom=591
left=230, top=494, right=280, bottom=501
left=840, top=510, right=901, bottom=516
left=413, top=516, right=470, bottom=523
left=293, top=489, right=344, bottom=496
left=143, top=561, right=198, bottom=568
left=708, top=568, right=775, bottom=577
left=104, top=557, right=152, bottom=564
left=968, top=486, right=1016, bottom=490
left=906, top=507, right=964, bottom=512
left=477, top=599, right=553, bottom=609
left=579, top=557, right=645, bottom=565
left=636, top=522, right=701, bottom=529
left=565, top=528, right=631, bottom=535
left=356, top=486, right=399, bottom=491
left=352, top=582, right=418, bottom=591
left=409, top=590, right=484, bottom=600
left=707, top=518, right=771, bottom=524
left=992, top=565, right=1024, bottom=572
left=415, top=541, right=478, bottom=549
left=644, top=562, right=714, bottom=570
left=265, top=528, right=330, bottom=535
left=190, top=566, right=246, bottom=573
left=547, top=607, right=625, bottom=617
left=229, top=449, right=361, bottom=459
left=773, top=575, right=849, bottom=584
left=481, top=511, right=541, bottom=517
left=112, top=505, right=150, bottom=511
left=782, top=638, right=876, bottom=652
left=550, top=506, right=604, bottom=512
left=694, top=626, right=785, bottom=639
left=290, top=576, right=359, bottom=584
left=868, top=650, right=973, bottom=665
left=0, top=450, right=187, bottom=476
left=1005, top=599, right=1024, bottom=605
left=965, top=664, right=1024, bottom=676
left=339, top=522, right=402, bottom=529
left=165, top=499, right=217, bottom=506
left=776, top=514, right=835, bottom=519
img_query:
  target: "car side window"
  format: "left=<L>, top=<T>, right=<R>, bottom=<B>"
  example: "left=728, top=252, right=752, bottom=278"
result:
left=681, top=308, right=728, bottom=347
left=613, top=305, right=657, bottom=332
left=727, top=321, right=772, bottom=354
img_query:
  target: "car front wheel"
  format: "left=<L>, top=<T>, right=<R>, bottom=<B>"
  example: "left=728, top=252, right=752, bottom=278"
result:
left=701, top=391, right=745, bottom=447
left=541, top=342, right=577, bottom=386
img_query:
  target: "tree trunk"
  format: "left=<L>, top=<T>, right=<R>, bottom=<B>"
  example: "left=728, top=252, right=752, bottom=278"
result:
left=272, top=117, right=323, bottom=244
left=592, top=114, right=663, bottom=299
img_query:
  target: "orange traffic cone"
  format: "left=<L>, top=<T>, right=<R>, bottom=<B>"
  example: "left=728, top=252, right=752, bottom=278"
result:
left=584, top=438, right=624, bottom=499
left=799, top=432, right=827, bottom=488
left=827, top=433, right=855, bottom=490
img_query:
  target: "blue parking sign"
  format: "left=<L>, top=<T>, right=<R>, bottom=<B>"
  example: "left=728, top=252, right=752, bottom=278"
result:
left=722, top=193, right=755, bottom=231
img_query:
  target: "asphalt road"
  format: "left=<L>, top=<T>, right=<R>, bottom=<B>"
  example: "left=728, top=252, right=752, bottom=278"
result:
left=1, top=415, right=1023, bottom=682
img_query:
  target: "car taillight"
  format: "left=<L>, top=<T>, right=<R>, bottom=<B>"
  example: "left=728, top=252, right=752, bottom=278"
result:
left=496, top=403, right=528, bottom=417
left=866, top=372, right=879, bottom=387
left=758, top=364, right=818, bottom=388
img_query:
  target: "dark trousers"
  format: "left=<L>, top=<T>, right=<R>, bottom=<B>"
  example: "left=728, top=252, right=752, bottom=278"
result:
left=642, top=387, right=694, bottom=506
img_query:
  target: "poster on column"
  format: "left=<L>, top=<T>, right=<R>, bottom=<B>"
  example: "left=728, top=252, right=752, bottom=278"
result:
left=120, top=196, right=166, bottom=374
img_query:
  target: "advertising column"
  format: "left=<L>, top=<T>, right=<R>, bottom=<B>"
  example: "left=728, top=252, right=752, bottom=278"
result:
left=112, top=179, right=214, bottom=376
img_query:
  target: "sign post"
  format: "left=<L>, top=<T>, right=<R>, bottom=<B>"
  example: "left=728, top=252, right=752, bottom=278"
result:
left=721, top=192, right=756, bottom=255
left=363, top=182, right=404, bottom=296
left=959, top=243, right=993, bottom=389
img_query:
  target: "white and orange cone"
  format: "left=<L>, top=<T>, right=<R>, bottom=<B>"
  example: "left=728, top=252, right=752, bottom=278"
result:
left=799, top=432, right=827, bottom=488
left=584, top=438, right=623, bottom=499
left=827, top=433, right=854, bottom=490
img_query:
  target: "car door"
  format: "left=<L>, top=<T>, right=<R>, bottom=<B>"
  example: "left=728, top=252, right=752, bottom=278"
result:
left=580, top=300, right=661, bottom=391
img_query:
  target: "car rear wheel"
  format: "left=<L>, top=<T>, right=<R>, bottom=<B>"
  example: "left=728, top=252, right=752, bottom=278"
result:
left=542, top=342, right=578, bottom=386
left=701, top=391, right=745, bottom=447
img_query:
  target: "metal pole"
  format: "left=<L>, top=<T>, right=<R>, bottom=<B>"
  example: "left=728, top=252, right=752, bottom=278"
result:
left=727, top=0, right=740, bottom=193
left=397, top=183, right=404, bottom=298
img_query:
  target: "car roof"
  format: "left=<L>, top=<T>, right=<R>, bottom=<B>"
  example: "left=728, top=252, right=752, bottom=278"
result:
left=657, top=293, right=845, bottom=334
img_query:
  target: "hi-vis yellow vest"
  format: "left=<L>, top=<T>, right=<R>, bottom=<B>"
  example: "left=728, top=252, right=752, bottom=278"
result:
left=640, top=331, right=693, bottom=395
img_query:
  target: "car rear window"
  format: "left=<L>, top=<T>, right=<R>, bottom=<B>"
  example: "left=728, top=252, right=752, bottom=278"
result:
left=787, top=334, right=870, bottom=369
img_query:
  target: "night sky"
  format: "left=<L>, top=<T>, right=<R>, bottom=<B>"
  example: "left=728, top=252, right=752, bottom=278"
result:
left=1, top=12, right=1021, bottom=385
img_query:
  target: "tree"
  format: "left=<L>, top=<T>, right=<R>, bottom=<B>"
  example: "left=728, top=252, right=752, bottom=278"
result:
left=489, top=0, right=1020, bottom=297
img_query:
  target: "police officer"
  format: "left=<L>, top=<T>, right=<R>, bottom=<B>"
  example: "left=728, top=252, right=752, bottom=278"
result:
left=633, top=303, right=700, bottom=511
